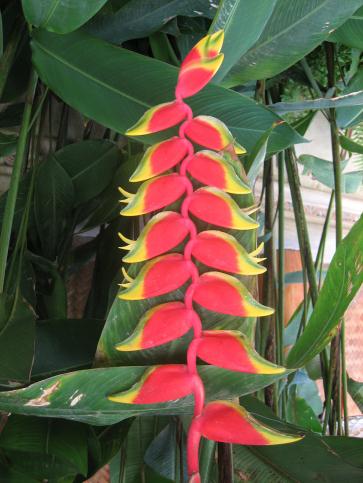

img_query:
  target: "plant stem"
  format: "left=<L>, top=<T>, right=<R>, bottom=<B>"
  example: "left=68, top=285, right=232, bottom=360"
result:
left=277, top=151, right=285, bottom=368
left=0, top=69, right=38, bottom=293
left=325, top=41, right=349, bottom=436
left=218, top=443, right=233, bottom=483
left=300, top=58, right=323, bottom=98
left=285, top=149, right=329, bottom=385
left=261, top=158, right=277, bottom=412
left=284, top=150, right=319, bottom=304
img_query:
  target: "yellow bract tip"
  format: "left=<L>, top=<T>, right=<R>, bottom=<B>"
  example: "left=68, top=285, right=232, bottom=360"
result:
left=122, top=267, right=134, bottom=283
left=250, top=242, right=264, bottom=257
left=234, top=141, right=247, bottom=155
left=119, top=187, right=134, bottom=198
left=119, top=245, right=132, bottom=251
left=118, top=232, right=135, bottom=245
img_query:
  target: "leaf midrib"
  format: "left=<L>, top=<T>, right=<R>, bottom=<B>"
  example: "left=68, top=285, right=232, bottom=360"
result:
left=239, top=0, right=336, bottom=59
left=42, top=0, right=62, bottom=28
left=33, top=40, right=150, bottom=111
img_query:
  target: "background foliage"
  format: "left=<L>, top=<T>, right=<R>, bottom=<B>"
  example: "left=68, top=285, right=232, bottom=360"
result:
left=0, top=0, right=363, bottom=481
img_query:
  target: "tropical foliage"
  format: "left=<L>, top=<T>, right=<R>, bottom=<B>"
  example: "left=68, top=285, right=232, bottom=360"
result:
left=0, top=1, right=362, bottom=482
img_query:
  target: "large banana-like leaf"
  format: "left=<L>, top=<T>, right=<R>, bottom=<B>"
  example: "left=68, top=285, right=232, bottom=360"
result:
left=233, top=396, right=363, bottom=482
left=22, top=0, right=108, bottom=33
left=210, top=0, right=277, bottom=82
left=30, top=29, right=302, bottom=154
left=0, top=366, right=290, bottom=425
left=287, top=215, right=363, bottom=368
left=221, top=0, right=363, bottom=87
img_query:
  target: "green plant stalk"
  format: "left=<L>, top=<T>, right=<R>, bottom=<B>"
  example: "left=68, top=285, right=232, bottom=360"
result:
left=277, top=152, right=286, bottom=418
left=325, top=41, right=349, bottom=436
left=0, top=69, right=38, bottom=293
left=277, top=151, right=285, bottom=368
left=285, top=149, right=328, bottom=388
left=300, top=58, right=323, bottom=98
left=261, top=158, right=278, bottom=413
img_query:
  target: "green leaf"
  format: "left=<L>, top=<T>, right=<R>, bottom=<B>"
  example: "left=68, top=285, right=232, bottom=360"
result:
left=26, top=251, right=68, bottom=319
left=0, top=10, right=3, bottom=57
left=0, top=366, right=290, bottom=425
left=221, top=0, right=363, bottom=86
left=210, top=0, right=277, bottom=82
left=234, top=396, right=363, bottom=482
left=85, top=219, right=127, bottom=319
left=271, top=90, right=363, bottom=114
left=109, top=417, right=165, bottom=483
left=0, top=415, right=88, bottom=478
left=21, top=0, right=108, bottom=33
left=55, top=140, right=122, bottom=206
left=88, top=419, right=133, bottom=474
left=81, top=153, right=137, bottom=230
left=32, top=318, right=104, bottom=379
left=85, top=0, right=216, bottom=44
left=144, top=422, right=182, bottom=482
left=348, top=377, right=363, bottom=412
left=298, top=154, right=363, bottom=193
left=0, top=463, right=40, bottom=482
left=292, top=111, right=316, bottom=136
left=34, top=156, right=74, bottom=260
left=340, top=134, right=363, bottom=155
left=0, top=294, right=35, bottom=387
left=31, top=29, right=303, bottom=154
left=287, top=215, right=363, bottom=368
left=331, top=6, right=363, bottom=50
left=336, top=68, right=363, bottom=128
left=0, top=131, right=17, bottom=157
left=0, top=103, right=24, bottom=128
left=246, top=126, right=275, bottom=183
left=286, top=384, right=322, bottom=432
left=0, top=140, right=120, bottom=239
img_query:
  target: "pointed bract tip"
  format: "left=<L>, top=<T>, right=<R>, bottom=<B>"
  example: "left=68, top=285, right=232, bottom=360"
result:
left=208, top=29, right=224, bottom=54
left=121, top=267, right=134, bottom=283
left=250, top=242, right=264, bottom=257
left=234, top=140, right=247, bottom=154
left=118, top=186, right=134, bottom=198
left=118, top=232, right=135, bottom=245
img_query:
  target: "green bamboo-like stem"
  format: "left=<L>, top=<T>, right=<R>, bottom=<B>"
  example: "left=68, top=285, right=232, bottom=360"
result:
left=0, top=69, right=38, bottom=293
left=261, top=158, right=278, bottom=412
left=285, top=149, right=329, bottom=388
left=325, top=41, right=349, bottom=436
left=284, top=150, right=319, bottom=304
left=277, top=151, right=285, bottom=368
left=277, top=151, right=286, bottom=418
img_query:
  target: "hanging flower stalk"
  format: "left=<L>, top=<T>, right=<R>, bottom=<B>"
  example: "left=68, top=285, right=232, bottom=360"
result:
left=109, top=31, right=301, bottom=482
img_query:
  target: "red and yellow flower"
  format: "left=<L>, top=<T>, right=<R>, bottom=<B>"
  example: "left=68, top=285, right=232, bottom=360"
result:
left=109, top=30, right=301, bottom=483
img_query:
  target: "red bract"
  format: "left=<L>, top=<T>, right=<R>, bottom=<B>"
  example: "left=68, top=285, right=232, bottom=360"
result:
left=109, top=365, right=194, bottom=404
left=121, top=211, right=190, bottom=263
left=110, top=31, right=301, bottom=483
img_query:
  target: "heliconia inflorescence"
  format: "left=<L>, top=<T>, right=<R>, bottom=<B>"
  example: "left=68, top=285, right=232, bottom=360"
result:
left=109, top=31, right=302, bottom=482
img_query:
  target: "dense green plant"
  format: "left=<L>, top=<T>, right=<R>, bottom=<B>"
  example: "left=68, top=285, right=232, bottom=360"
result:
left=0, top=1, right=362, bottom=481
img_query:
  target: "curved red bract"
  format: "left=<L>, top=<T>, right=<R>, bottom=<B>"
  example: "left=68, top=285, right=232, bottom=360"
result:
left=110, top=30, right=300, bottom=483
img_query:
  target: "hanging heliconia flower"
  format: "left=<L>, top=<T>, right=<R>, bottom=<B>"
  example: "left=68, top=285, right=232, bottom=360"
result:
left=109, top=31, right=302, bottom=482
